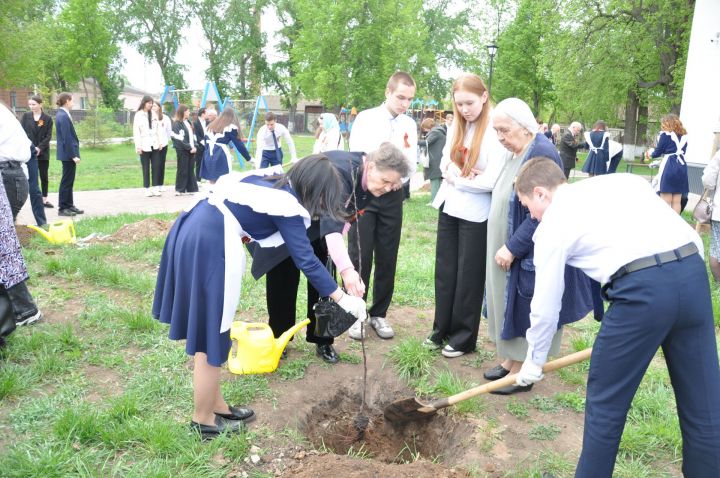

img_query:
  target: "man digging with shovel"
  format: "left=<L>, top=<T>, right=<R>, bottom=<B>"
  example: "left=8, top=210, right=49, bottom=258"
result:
left=513, top=157, right=720, bottom=477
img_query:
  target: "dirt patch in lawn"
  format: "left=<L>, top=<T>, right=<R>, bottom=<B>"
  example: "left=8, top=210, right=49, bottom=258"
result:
left=222, top=307, right=607, bottom=477
left=88, top=218, right=172, bottom=244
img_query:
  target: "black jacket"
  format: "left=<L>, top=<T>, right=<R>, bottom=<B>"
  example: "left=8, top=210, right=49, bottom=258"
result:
left=558, top=130, right=584, bottom=170
left=20, top=111, right=53, bottom=161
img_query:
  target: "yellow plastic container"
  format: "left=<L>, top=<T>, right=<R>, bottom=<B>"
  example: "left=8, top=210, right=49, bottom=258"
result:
left=228, top=319, right=310, bottom=374
left=26, top=220, right=76, bottom=245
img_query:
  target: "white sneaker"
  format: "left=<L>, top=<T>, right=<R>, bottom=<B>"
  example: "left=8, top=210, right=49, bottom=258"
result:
left=16, top=310, right=43, bottom=326
left=144, top=188, right=153, bottom=197
left=348, top=319, right=367, bottom=340
left=153, top=186, right=162, bottom=196
left=423, top=338, right=441, bottom=351
left=441, top=345, right=465, bottom=358
left=370, top=317, right=394, bottom=339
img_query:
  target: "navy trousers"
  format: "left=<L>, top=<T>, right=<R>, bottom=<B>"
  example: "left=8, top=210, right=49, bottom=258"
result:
left=576, top=254, right=720, bottom=477
left=58, top=160, right=76, bottom=210
left=260, top=148, right=283, bottom=169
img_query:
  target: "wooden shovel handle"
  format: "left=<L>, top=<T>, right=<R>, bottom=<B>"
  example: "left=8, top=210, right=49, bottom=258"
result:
left=441, top=347, right=592, bottom=408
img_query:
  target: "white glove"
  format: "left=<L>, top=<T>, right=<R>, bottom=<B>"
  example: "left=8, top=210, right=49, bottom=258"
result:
left=336, top=294, right=367, bottom=322
left=516, top=360, right=544, bottom=386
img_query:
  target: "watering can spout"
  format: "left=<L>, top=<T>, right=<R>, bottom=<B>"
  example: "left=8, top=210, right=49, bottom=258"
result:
left=276, top=318, right=311, bottom=352
left=26, top=220, right=76, bottom=244
left=26, top=225, right=52, bottom=242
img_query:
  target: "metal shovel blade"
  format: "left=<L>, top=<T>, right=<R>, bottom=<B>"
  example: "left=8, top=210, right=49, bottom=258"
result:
left=384, top=348, right=592, bottom=424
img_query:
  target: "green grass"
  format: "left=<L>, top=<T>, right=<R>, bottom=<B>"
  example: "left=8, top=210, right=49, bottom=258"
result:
left=2, top=169, right=719, bottom=477
left=44, top=135, right=318, bottom=192
left=387, top=337, right=438, bottom=380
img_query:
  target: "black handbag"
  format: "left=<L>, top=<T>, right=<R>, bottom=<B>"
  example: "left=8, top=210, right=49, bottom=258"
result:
left=313, top=256, right=356, bottom=338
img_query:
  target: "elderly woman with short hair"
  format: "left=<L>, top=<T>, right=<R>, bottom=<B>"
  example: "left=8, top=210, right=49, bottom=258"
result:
left=484, top=98, right=598, bottom=395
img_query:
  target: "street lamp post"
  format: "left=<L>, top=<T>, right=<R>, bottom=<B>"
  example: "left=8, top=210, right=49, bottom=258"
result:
left=486, top=43, right=498, bottom=96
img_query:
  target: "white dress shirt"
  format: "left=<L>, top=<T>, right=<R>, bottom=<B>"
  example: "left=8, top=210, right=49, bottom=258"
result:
left=0, top=104, right=32, bottom=163
left=183, top=120, right=195, bottom=148
left=431, top=113, right=509, bottom=222
left=254, top=123, right=298, bottom=162
left=526, top=173, right=703, bottom=365
left=348, top=104, right=418, bottom=181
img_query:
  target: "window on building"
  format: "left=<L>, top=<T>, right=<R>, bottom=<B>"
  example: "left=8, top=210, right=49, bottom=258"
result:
left=10, top=92, right=17, bottom=109
left=80, top=97, right=87, bottom=109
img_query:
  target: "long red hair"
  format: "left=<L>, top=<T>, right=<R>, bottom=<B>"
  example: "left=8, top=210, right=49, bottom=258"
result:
left=449, top=74, right=491, bottom=177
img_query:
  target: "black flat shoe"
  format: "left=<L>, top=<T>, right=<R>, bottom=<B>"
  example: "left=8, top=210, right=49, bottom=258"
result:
left=484, top=364, right=510, bottom=381
left=316, top=344, right=339, bottom=364
left=69, top=206, right=84, bottom=214
left=215, top=405, right=255, bottom=423
left=281, top=348, right=288, bottom=360
left=189, top=415, right=244, bottom=440
left=58, top=208, right=76, bottom=217
left=489, top=383, right=533, bottom=395
left=43, top=201, right=54, bottom=208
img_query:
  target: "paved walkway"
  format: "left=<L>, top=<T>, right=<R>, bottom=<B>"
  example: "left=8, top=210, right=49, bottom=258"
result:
left=16, top=172, right=430, bottom=226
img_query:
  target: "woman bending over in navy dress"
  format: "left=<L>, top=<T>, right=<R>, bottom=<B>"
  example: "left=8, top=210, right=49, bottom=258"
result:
left=153, top=156, right=367, bottom=440
left=199, top=107, right=252, bottom=183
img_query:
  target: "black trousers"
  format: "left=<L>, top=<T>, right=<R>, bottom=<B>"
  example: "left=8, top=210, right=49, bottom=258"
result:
left=175, top=149, right=198, bottom=193
left=194, top=144, right=205, bottom=179
left=266, top=238, right=333, bottom=345
left=429, top=209, right=487, bottom=352
left=348, top=188, right=403, bottom=318
left=158, top=146, right=168, bottom=185
left=140, top=149, right=162, bottom=188
left=4, top=281, right=39, bottom=322
left=38, top=160, right=49, bottom=197
left=58, top=160, right=76, bottom=210
left=0, top=163, right=29, bottom=221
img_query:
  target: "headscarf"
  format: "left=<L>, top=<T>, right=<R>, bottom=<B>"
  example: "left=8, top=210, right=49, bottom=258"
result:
left=494, top=98, right=538, bottom=134
left=320, top=113, right=339, bottom=131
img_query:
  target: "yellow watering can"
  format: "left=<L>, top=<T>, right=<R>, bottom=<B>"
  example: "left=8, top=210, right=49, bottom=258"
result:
left=228, top=319, right=310, bottom=374
left=27, top=220, right=76, bottom=245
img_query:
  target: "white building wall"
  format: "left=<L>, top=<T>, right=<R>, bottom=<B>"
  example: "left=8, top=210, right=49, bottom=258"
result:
left=680, top=0, right=720, bottom=165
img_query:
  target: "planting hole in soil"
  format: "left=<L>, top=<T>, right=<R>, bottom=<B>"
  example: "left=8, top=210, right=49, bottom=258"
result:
left=300, top=386, right=472, bottom=464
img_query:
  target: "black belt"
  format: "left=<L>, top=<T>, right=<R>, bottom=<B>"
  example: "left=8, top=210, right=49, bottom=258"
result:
left=610, top=242, right=698, bottom=282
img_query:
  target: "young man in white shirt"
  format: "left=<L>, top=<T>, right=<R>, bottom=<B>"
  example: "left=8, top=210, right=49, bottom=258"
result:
left=254, top=112, right=298, bottom=168
left=347, top=71, right=418, bottom=340
left=513, top=157, right=720, bottom=477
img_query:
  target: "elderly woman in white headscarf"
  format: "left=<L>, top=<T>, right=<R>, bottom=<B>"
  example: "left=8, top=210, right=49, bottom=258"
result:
left=314, top=113, right=343, bottom=153
left=483, top=98, right=596, bottom=395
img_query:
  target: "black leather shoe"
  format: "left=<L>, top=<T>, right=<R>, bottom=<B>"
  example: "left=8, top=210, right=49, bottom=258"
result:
left=58, top=208, right=76, bottom=217
left=484, top=364, right=510, bottom=381
left=281, top=349, right=288, bottom=360
left=215, top=405, right=255, bottom=423
left=189, top=415, right=244, bottom=440
left=316, top=344, right=339, bottom=364
left=489, top=383, right=533, bottom=395
left=69, top=206, right=84, bottom=214
left=43, top=201, right=54, bottom=209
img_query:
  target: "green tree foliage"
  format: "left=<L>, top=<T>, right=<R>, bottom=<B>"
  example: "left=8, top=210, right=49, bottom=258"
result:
left=191, top=0, right=266, bottom=99
left=110, top=0, right=188, bottom=89
left=290, top=0, right=431, bottom=109
left=491, top=0, right=558, bottom=116
left=56, top=0, right=124, bottom=109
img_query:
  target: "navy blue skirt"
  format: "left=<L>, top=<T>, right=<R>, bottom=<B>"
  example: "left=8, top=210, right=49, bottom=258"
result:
left=658, top=154, right=689, bottom=195
left=153, top=201, right=231, bottom=366
left=200, top=146, right=231, bottom=182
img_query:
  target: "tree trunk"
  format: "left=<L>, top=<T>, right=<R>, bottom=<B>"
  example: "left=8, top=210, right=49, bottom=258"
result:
left=623, top=89, right=639, bottom=160
left=288, top=104, right=297, bottom=133
left=637, top=101, right=649, bottom=148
